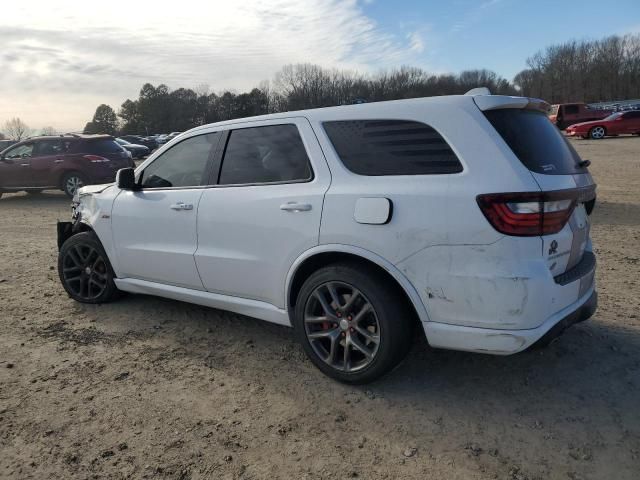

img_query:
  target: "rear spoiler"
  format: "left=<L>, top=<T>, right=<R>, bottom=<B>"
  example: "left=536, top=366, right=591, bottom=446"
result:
left=464, top=89, right=550, bottom=113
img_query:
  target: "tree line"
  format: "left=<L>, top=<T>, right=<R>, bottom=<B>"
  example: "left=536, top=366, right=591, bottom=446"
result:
left=515, top=34, right=640, bottom=103
left=85, top=67, right=519, bottom=135
left=2, top=33, right=639, bottom=139
left=0, top=118, right=56, bottom=141
left=103, top=34, right=639, bottom=136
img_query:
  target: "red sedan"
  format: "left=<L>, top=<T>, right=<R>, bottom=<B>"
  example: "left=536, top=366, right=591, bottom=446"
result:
left=566, top=111, right=640, bottom=139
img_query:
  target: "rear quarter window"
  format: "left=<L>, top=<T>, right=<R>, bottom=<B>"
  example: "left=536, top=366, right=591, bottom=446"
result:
left=483, top=109, right=587, bottom=175
left=323, top=120, right=462, bottom=176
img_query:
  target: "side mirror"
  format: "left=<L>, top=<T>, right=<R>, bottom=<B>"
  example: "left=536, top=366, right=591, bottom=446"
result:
left=116, top=168, right=137, bottom=190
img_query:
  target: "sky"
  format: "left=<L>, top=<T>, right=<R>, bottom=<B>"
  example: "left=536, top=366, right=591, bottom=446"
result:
left=1, top=0, right=639, bottom=132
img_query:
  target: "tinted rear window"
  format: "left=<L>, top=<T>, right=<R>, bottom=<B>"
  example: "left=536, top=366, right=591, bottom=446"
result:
left=73, top=139, right=124, bottom=154
left=483, top=109, right=587, bottom=175
left=323, top=120, right=462, bottom=176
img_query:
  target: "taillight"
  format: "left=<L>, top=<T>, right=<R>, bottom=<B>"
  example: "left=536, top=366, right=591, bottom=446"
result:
left=83, top=155, right=110, bottom=163
left=477, top=186, right=595, bottom=236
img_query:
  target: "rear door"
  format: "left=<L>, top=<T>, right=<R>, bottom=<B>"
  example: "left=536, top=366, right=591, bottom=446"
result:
left=194, top=118, right=330, bottom=308
left=30, top=139, right=65, bottom=187
left=622, top=111, right=640, bottom=133
left=480, top=105, right=596, bottom=288
left=111, top=132, right=221, bottom=289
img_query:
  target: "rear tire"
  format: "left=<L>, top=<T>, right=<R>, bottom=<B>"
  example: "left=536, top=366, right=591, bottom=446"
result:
left=293, top=262, right=414, bottom=384
left=58, top=232, right=120, bottom=304
left=589, top=126, right=606, bottom=139
left=62, top=172, right=86, bottom=198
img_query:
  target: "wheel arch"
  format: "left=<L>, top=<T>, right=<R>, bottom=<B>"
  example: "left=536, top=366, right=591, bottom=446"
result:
left=285, top=245, right=431, bottom=325
left=58, top=219, right=100, bottom=248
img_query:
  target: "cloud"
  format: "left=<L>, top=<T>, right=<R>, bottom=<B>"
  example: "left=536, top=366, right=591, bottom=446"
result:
left=450, top=0, right=506, bottom=34
left=407, top=31, right=425, bottom=53
left=0, top=0, right=426, bottom=130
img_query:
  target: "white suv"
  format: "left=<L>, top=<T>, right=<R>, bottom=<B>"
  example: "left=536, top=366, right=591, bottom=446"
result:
left=57, top=92, right=597, bottom=383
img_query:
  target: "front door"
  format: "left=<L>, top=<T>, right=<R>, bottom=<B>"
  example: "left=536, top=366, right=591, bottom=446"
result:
left=111, top=132, right=221, bottom=289
left=0, top=142, right=34, bottom=188
left=622, top=111, right=640, bottom=133
left=195, top=119, right=331, bottom=308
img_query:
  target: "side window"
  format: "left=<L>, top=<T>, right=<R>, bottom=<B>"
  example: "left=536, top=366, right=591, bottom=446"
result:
left=34, top=140, right=64, bottom=156
left=5, top=143, right=34, bottom=159
left=564, top=105, right=579, bottom=115
left=140, top=133, right=219, bottom=188
left=323, top=120, right=462, bottom=176
left=218, top=124, right=312, bottom=185
left=623, top=111, right=640, bottom=119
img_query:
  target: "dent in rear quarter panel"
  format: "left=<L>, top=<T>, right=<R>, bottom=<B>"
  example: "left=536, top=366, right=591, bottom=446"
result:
left=394, top=237, right=581, bottom=331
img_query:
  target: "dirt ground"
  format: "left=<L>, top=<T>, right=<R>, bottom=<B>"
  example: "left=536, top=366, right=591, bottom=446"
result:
left=0, top=137, right=639, bottom=480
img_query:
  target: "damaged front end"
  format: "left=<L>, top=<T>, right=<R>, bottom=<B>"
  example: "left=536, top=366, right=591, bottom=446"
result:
left=56, top=183, right=113, bottom=250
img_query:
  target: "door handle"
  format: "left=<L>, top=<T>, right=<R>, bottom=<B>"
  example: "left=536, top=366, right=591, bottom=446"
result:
left=54, top=159, right=64, bottom=163
left=280, top=202, right=312, bottom=212
left=170, top=202, right=194, bottom=211
left=20, top=163, right=29, bottom=167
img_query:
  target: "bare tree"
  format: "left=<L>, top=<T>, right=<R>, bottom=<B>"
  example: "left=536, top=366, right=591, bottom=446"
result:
left=3, top=117, right=31, bottom=141
left=41, top=126, right=57, bottom=136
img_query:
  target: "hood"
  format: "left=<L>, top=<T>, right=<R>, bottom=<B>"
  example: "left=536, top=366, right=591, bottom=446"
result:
left=566, top=120, right=603, bottom=129
left=77, top=183, right=113, bottom=197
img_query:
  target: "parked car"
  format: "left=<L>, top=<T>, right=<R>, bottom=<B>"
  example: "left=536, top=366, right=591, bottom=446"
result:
left=165, top=131, right=182, bottom=142
left=57, top=92, right=597, bottom=384
left=155, top=134, right=170, bottom=144
left=548, top=102, right=613, bottom=129
left=0, top=139, right=17, bottom=151
left=0, top=134, right=134, bottom=198
left=566, top=111, right=640, bottom=139
left=120, top=135, right=158, bottom=152
left=115, top=138, right=150, bottom=159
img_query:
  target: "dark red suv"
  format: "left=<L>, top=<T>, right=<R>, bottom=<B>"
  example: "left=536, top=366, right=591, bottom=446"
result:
left=0, top=134, right=135, bottom=198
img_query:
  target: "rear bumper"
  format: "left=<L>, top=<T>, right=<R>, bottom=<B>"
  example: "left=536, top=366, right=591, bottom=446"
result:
left=423, top=287, right=597, bottom=355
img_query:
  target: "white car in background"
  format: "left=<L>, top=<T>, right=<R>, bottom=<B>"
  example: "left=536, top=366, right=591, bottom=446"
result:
left=56, top=90, right=597, bottom=383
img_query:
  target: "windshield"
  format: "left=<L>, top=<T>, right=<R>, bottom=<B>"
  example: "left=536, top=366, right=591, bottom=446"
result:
left=116, top=138, right=129, bottom=145
left=604, top=112, right=623, bottom=121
